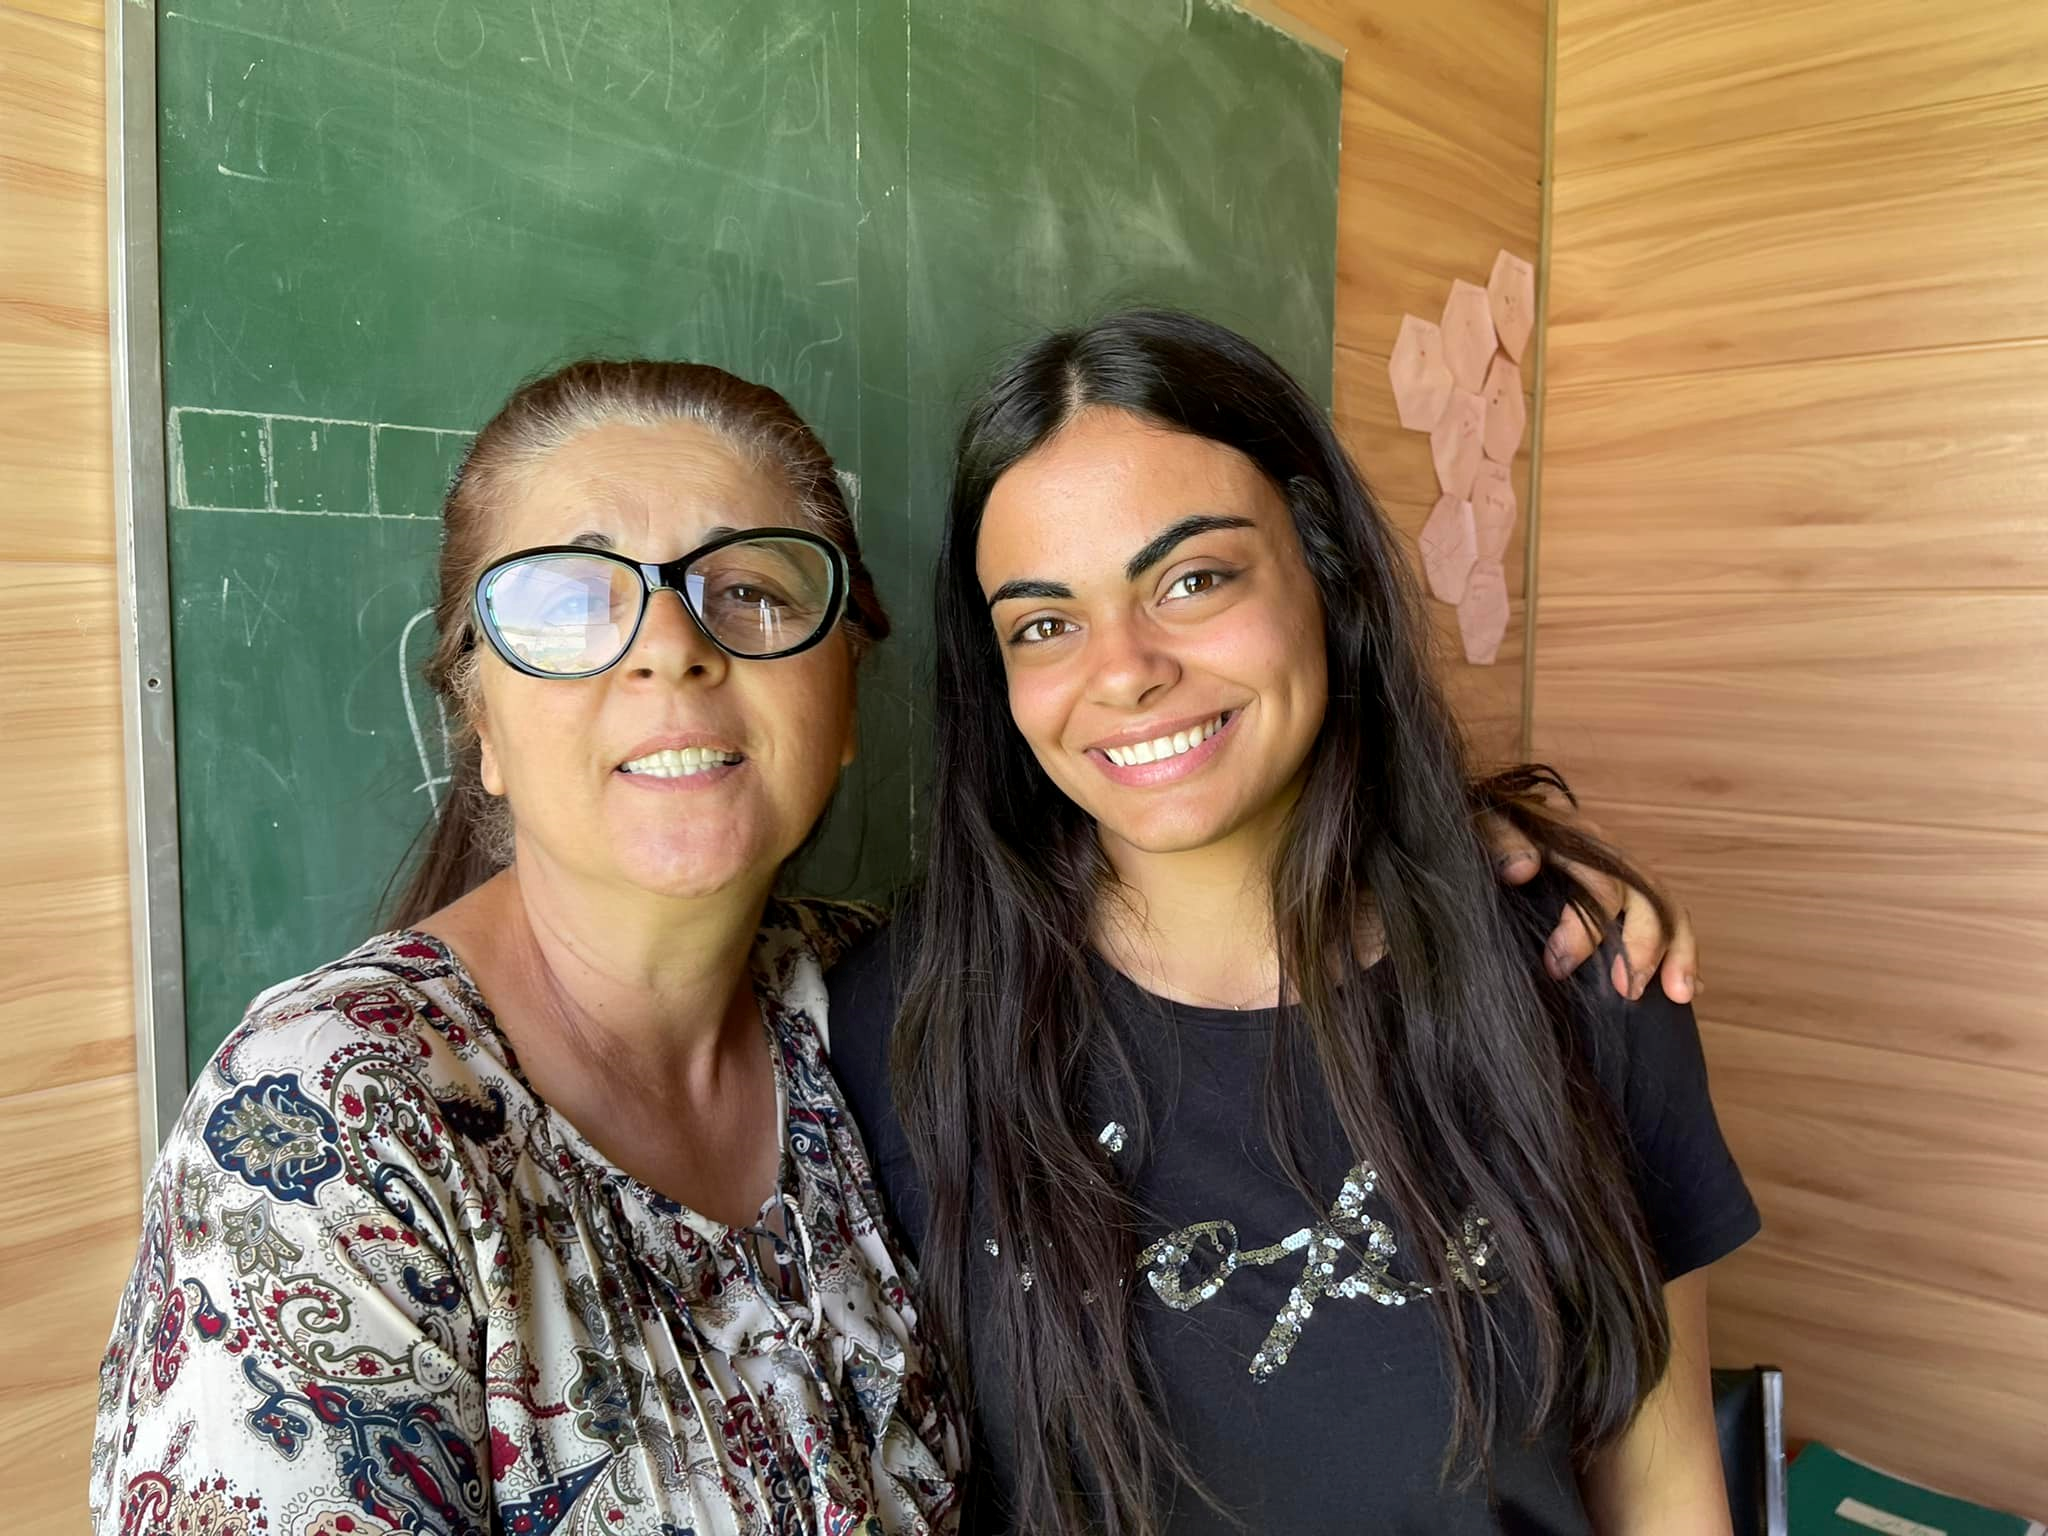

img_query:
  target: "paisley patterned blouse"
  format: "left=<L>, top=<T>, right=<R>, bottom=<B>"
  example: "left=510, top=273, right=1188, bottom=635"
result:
left=90, top=901, right=961, bottom=1536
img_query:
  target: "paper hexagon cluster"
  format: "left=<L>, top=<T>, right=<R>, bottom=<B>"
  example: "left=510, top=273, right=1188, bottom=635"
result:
left=1384, top=249, right=1534, bottom=666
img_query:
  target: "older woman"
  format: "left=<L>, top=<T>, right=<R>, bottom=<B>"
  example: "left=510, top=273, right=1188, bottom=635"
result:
left=91, top=361, right=961, bottom=1535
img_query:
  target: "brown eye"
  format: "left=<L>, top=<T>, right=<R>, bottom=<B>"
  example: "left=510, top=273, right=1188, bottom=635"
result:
left=1012, top=617, right=1075, bottom=646
left=1167, top=570, right=1229, bottom=600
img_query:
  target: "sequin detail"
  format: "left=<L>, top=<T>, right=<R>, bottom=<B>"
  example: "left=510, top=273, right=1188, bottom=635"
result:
left=1098, top=1121, right=1127, bottom=1154
left=1135, top=1163, right=1495, bottom=1381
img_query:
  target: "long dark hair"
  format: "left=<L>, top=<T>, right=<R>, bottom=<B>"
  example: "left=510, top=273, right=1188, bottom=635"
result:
left=894, top=310, right=1672, bottom=1533
left=386, top=358, right=890, bottom=929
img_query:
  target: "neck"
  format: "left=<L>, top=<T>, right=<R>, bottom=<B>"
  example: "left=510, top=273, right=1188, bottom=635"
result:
left=446, top=852, right=774, bottom=1082
left=1095, top=797, right=1290, bottom=1011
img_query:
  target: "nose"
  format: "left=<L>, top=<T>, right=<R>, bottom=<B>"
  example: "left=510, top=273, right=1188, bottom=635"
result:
left=622, top=588, right=730, bottom=686
left=1086, top=613, right=1180, bottom=711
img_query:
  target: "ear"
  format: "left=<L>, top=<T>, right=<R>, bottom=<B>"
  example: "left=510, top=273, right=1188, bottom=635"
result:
left=839, top=695, right=859, bottom=770
left=476, top=719, right=506, bottom=797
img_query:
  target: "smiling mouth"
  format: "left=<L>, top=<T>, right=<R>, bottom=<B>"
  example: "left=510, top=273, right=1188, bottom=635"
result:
left=1098, top=711, right=1233, bottom=768
left=617, top=746, right=745, bottom=779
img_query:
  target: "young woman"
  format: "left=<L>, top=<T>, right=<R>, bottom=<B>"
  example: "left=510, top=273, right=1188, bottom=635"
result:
left=828, top=311, right=1757, bottom=1535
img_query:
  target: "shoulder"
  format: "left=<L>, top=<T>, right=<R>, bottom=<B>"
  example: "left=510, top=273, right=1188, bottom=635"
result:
left=196, top=931, right=518, bottom=1186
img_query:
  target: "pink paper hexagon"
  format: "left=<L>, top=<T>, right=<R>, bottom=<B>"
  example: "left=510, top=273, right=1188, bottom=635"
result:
left=1488, top=250, right=1536, bottom=363
left=1419, top=495, right=1478, bottom=603
left=1429, top=389, right=1485, bottom=499
left=1457, top=560, right=1510, bottom=666
left=1388, top=315, right=1455, bottom=431
left=1439, top=280, right=1497, bottom=394
left=1481, top=355, right=1525, bottom=463
left=1469, top=458, right=1516, bottom=561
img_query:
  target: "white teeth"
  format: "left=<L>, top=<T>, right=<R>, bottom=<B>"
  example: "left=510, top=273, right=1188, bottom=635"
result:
left=620, top=746, right=743, bottom=778
left=1103, top=713, right=1228, bottom=769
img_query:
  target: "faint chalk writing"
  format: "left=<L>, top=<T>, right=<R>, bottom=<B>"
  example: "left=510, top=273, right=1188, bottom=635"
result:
left=399, top=607, right=454, bottom=809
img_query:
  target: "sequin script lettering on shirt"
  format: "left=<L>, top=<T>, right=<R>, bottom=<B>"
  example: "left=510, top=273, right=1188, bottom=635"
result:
left=1136, top=1163, right=1495, bottom=1380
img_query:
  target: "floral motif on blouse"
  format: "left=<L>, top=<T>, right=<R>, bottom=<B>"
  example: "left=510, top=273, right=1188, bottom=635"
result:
left=91, top=900, right=961, bottom=1536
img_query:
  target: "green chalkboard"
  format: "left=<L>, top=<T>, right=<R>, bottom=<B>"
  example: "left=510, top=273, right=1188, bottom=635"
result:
left=159, top=0, right=1341, bottom=1073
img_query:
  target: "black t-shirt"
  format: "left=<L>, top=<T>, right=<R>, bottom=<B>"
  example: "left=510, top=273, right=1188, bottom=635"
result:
left=826, top=908, right=1759, bottom=1535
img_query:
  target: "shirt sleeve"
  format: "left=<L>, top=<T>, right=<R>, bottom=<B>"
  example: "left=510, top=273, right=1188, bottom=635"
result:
left=1597, top=972, right=1762, bottom=1280
left=90, top=1049, right=492, bottom=1532
left=825, top=923, right=933, bottom=1260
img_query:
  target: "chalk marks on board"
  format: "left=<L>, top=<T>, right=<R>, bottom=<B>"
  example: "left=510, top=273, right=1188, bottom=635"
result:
left=399, top=607, right=455, bottom=810
left=168, top=406, right=473, bottom=519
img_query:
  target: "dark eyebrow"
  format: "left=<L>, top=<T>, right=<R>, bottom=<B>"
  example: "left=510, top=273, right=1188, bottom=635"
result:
left=1124, top=514, right=1256, bottom=581
left=984, top=514, right=1256, bottom=607
left=987, top=577, right=1075, bottom=608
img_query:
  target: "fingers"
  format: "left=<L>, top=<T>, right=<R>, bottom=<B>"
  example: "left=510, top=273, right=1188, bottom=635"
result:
left=1659, top=908, right=1702, bottom=1005
left=1476, top=811, right=1542, bottom=885
left=1542, top=898, right=1602, bottom=981
left=1616, top=882, right=1668, bottom=1003
left=1543, top=855, right=1625, bottom=990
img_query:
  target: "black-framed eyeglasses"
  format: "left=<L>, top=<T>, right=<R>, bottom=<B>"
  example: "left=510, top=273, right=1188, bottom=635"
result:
left=471, top=529, right=849, bottom=678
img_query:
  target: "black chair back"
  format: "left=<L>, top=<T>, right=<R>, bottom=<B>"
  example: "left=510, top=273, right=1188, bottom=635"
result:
left=1712, top=1365, right=1787, bottom=1536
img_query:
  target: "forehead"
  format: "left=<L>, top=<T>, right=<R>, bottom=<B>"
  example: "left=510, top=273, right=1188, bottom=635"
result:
left=494, top=419, right=795, bottom=553
left=976, top=408, right=1283, bottom=580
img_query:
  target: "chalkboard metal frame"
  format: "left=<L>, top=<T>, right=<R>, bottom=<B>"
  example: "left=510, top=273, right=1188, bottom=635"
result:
left=107, top=0, right=188, bottom=1171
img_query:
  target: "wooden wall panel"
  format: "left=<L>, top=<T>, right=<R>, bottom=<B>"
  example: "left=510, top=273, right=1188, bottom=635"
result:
left=0, top=3, right=110, bottom=566
left=1282, top=0, right=1546, bottom=182
left=1546, top=0, right=2048, bottom=1511
left=1548, top=88, right=2048, bottom=388
left=0, top=1076, right=141, bottom=1533
left=1, top=0, right=97, bottom=31
left=0, top=569, right=133, bottom=1096
left=1703, top=1019, right=2048, bottom=1309
left=1563, top=802, right=2048, bottom=1078
left=1712, top=1240, right=2048, bottom=1523
left=1556, top=0, right=2048, bottom=170
left=1535, top=592, right=2048, bottom=834
left=0, top=3, right=144, bottom=1531
left=1330, top=107, right=1543, bottom=363
left=1540, top=342, right=2048, bottom=596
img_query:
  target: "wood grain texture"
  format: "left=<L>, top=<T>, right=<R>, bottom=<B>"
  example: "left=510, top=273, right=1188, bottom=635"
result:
left=1547, top=88, right=2048, bottom=387
left=0, top=2, right=110, bottom=567
left=1554, top=0, right=2048, bottom=171
left=1703, top=1018, right=2048, bottom=1309
left=0, top=7, right=103, bottom=314
left=1281, top=0, right=1546, bottom=184
left=1332, top=104, right=1543, bottom=366
left=1540, top=341, right=2048, bottom=595
left=1710, top=1240, right=2048, bottom=1519
left=0, top=0, right=102, bottom=33
left=1564, top=801, right=2048, bottom=1079
left=0, top=570, right=129, bottom=1098
left=1533, top=593, right=2048, bottom=834
left=0, top=1074, right=141, bottom=1534
left=1546, top=0, right=2048, bottom=1507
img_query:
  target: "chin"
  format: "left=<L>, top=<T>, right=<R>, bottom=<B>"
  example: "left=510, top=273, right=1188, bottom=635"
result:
left=1095, top=807, right=1243, bottom=857
left=615, top=819, right=785, bottom=901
